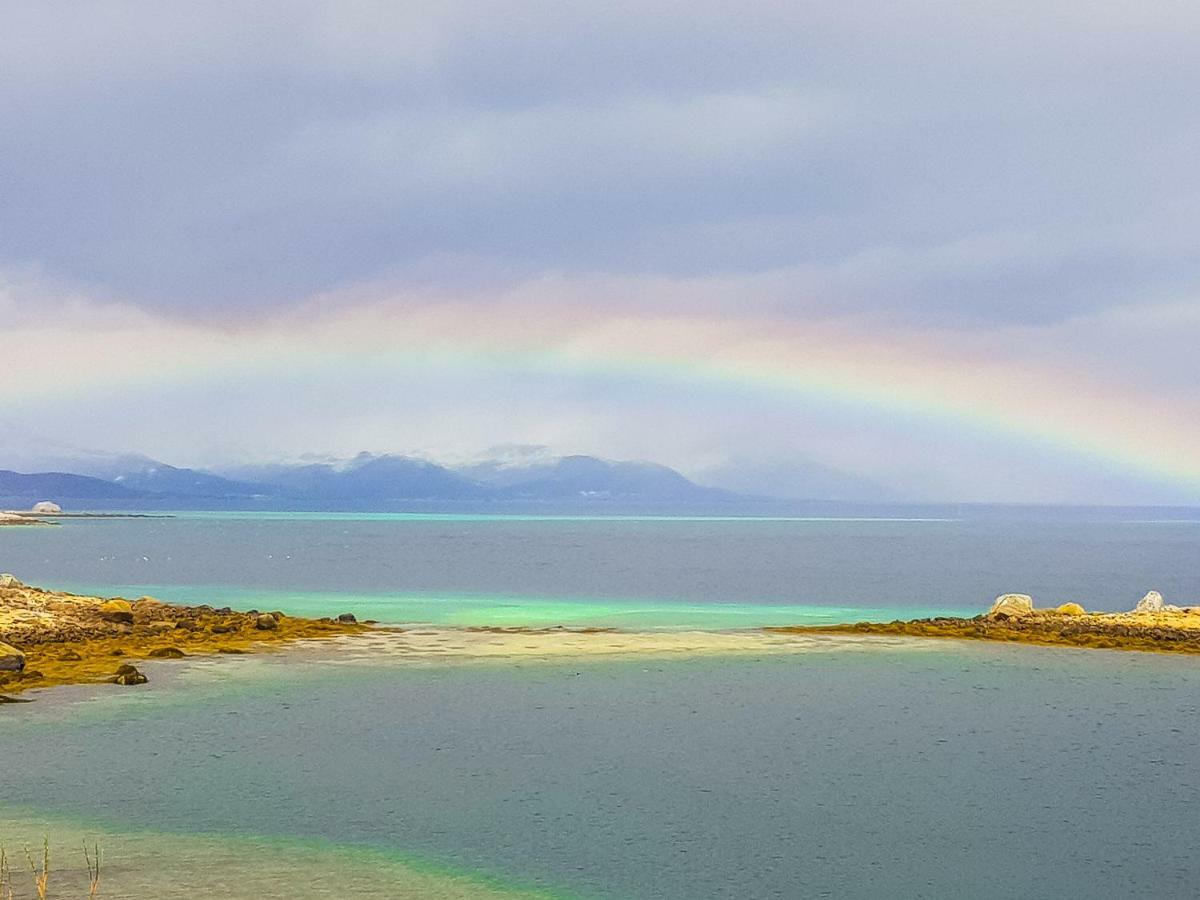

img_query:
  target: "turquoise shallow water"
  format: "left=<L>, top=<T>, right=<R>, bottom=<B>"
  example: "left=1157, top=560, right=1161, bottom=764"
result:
left=38, top=582, right=977, bottom=630
left=4, top=638, right=1200, bottom=898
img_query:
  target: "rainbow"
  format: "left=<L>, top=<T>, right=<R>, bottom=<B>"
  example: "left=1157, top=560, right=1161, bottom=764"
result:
left=7, top=300, right=1200, bottom=493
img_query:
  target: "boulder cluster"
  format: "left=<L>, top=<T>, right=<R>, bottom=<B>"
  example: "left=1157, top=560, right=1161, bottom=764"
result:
left=985, top=590, right=1194, bottom=620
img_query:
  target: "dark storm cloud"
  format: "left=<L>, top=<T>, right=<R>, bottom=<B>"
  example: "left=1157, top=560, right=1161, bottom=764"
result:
left=2, top=1, right=1198, bottom=326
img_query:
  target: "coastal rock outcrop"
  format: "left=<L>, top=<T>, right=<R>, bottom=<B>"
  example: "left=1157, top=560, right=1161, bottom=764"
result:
left=148, top=646, right=186, bottom=659
left=31, top=501, right=62, bottom=514
left=99, top=599, right=135, bottom=624
left=255, top=613, right=279, bottom=631
left=1055, top=603, right=1087, bottom=616
left=1135, top=591, right=1164, bottom=613
left=0, top=573, right=23, bottom=588
left=337, top=613, right=358, bottom=624
left=0, top=641, right=26, bottom=672
left=986, top=593, right=1034, bottom=620
left=111, top=664, right=148, bottom=686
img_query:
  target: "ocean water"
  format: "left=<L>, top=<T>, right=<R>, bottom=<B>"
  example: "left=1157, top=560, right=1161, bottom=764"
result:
left=3, top=638, right=1200, bottom=898
left=5, top=512, right=1200, bottom=898
left=3, top=510, right=1199, bottom=625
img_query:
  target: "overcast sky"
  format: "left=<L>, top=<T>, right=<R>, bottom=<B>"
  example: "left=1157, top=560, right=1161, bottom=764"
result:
left=3, top=1, right=1199, bottom=503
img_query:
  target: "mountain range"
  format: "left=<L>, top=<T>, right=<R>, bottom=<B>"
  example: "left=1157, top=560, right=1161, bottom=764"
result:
left=0, top=451, right=743, bottom=511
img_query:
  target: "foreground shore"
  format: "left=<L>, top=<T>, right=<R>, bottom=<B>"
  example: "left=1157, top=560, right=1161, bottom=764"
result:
left=768, top=599, right=1200, bottom=655
left=0, top=577, right=369, bottom=699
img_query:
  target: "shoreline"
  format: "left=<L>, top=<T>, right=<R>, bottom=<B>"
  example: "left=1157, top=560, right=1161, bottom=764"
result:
left=1, top=511, right=174, bottom=526
left=1, top=578, right=369, bottom=700
left=767, top=607, right=1200, bottom=655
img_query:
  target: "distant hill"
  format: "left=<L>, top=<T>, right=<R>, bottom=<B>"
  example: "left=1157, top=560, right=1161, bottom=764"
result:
left=226, top=454, right=487, bottom=504
left=83, top=455, right=276, bottom=499
left=461, top=455, right=737, bottom=503
left=0, top=470, right=150, bottom=505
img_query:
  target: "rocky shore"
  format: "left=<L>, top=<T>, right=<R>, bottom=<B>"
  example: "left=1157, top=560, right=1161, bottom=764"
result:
left=767, top=591, right=1200, bottom=655
left=0, top=575, right=369, bottom=700
left=0, top=511, right=52, bottom=526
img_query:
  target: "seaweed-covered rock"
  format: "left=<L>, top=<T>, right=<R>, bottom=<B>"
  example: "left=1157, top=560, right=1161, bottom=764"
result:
left=99, top=599, right=135, bottom=624
left=986, top=594, right=1034, bottom=620
left=1055, top=603, right=1087, bottom=616
left=337, top=613, right=358, bottom=624
left=255, top=613, right=279, bottom=631
left=112, top=664, right=148, bottom=686
left=1134, top=591, right=1164, bottom=613
left=148, top=646, right=186, bottom=659
left=0, top=641, right=26, bottom=672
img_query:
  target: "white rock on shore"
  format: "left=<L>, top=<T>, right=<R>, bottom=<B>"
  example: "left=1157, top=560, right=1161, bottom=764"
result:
left=987, top=593, right=1034, bottom=619
left=1134, top=591, right=1164, bottom=613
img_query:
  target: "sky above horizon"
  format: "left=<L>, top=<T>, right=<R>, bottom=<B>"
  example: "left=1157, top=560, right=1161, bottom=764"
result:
left=3, top=1, right=1199, bottom=504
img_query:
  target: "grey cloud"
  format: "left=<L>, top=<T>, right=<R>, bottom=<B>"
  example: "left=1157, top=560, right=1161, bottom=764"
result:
left=1, top=1, right=1198, bottom=327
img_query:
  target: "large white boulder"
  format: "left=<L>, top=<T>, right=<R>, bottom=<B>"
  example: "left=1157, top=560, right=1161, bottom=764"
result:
left=1134, top=591, right=1164, bottom=613
left=31, top=501, right=62, bottom=514
left=987, top=593, right=1034, bottom=619
left=0, top=573, right=22, bottom=588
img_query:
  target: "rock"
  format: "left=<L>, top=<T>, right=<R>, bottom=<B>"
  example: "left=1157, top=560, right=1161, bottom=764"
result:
left=1134, top=591, right=1164, bottom=613
left=111, top=664, right=148, bottom=686
left=99, top=599, right=135, bottom=624
left=31, top=501, right=62, bottom=514
left=0, top=573, right=23, bottom=588
left=255, top=613, right=279, bottom=631
left=0, top=641, right=26, bottom=672
left=337, top=612, right=358, bottom=624
left=58, top=649, right=83, bottom=661
left=148, top=646, right=186, bottom=658
left=1055, top=603, right=1087, bottom=616
left=986, top=593, right=1034, bottom=620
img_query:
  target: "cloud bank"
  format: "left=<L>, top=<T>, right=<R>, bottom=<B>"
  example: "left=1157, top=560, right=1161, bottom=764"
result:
left=2, top=1, right=1198, bottom=503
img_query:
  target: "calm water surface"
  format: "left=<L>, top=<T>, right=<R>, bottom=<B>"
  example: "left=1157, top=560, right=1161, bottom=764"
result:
left=3, top=640, right=1200, bottom=898
left=4, top=512, right=1200, bottom=897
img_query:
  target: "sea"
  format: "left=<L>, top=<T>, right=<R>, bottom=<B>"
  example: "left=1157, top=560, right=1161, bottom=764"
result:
left=3, top=510, right=1200, bottom=898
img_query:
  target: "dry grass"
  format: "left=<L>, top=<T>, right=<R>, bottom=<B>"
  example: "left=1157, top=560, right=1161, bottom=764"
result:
left=1, top=846, right=14, bottom=900
left=0, top=840, right=102, bottom=899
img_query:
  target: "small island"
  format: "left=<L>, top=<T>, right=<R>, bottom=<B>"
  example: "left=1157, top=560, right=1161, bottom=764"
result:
left=768, top=591, right=1200, bottom=655
left=1, top=575, right=368, bottom=700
